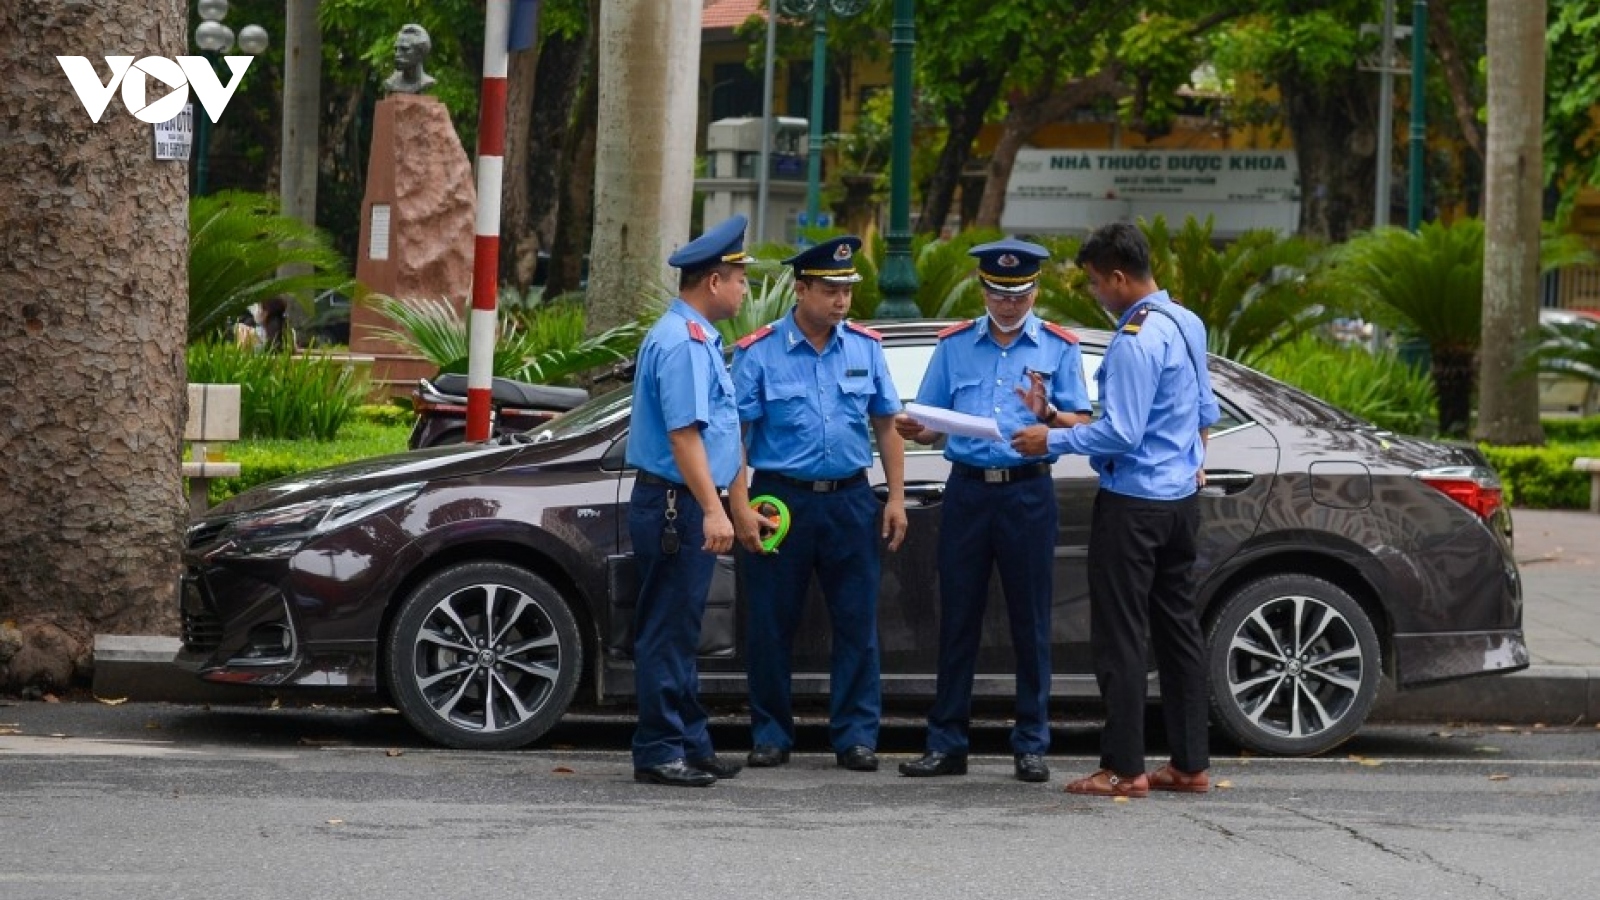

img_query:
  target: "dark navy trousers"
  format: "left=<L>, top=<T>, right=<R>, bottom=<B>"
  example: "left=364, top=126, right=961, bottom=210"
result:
left=628, top=481, right=717, bottom=769
left=1087, top=489, right=1209, bottom=776
left=926, top=472, right=1057, bottom=756
left=742, top=476, right=882, bottom=753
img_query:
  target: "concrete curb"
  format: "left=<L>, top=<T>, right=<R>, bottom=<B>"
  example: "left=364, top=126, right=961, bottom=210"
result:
left=96, top=635, right=1596, bottom=728
left=91, top=635, right=260, bottom=704
left=1372, top=665, right=1599, bottom=725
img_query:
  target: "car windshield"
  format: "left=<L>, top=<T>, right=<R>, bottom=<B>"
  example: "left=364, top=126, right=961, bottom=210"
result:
left=522, top=384, right=633, bottom=444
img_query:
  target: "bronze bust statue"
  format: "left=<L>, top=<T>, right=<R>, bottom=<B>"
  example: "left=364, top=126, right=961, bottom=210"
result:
left=383, top=24, right=436, bottom=95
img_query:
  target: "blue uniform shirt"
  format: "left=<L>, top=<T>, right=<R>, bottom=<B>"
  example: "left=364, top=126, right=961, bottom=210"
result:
left=1049, top=291, right=1221, bottom=499
left=732, top=315, right=901, bottom=479
left=626, top=299, right=743, bottom=488
left=916, top=313, right=1092, bottom=469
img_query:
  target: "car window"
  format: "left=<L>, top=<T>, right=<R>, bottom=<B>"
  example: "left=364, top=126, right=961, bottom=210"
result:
left=528, top=384, right=632, bottom=444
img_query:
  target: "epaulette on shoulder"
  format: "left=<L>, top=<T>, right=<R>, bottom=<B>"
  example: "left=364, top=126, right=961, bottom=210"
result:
left=1121, top=306, right=1152, bottom=335
left=686, top=320, right=709, bottom=343
left=735, top=324, right=774, bottom=350
left=937, top=319, right=977, bottom=340
left=1041, top=321, right=1080, bottom=344
left=844, top=320, right=883, bottom=341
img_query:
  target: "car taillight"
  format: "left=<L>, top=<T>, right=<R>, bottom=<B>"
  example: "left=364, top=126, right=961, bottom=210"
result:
left=1414, top=466, right=1504, bottom=519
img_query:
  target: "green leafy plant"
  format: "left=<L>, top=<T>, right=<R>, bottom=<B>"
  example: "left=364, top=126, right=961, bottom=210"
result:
left=714, top=262, right=797, bottom=344
left=188, top=191, right=353, bottom=342
left=1254, top=335, right=1438, bottom=436
left=186, top=341, right=369, bottom=441
left=366, top=295, right=643, bottom=384
left=1330, top=218, right=1595, bottom=437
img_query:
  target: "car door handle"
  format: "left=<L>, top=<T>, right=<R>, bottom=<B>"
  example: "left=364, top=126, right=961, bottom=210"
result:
left=1201, top=470, right=1254, bottom=496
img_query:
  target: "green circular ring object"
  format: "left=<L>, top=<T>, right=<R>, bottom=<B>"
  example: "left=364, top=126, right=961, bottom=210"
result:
left=748, top=494, right=792, bottom=553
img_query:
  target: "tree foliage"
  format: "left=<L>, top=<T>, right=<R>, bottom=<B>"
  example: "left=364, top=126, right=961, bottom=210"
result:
left=189, top=191, right=353, bottom=342
left=1546, top=0, right=1600, bottom=217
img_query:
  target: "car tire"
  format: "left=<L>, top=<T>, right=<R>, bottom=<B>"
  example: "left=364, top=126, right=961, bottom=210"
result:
left=385, top=561, right=582, bottom=750
left=1206, top=574, right=1381, bottom=756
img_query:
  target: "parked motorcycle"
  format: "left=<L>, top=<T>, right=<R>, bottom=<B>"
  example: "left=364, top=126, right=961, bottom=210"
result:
left=408, top=373, right=590, bottom=449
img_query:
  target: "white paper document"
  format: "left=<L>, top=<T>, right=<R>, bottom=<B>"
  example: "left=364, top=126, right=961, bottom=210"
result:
left=903, top=402, right=1004, bottom=442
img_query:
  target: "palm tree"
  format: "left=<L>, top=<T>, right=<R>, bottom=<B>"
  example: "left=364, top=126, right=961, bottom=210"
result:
left=1143, top=216, right=1331, bottom=367
left=1332, top=219, right=1593, bottom=437
left=189, top=191, right=353, bottom=342
left=367, top=295, right=642, bottom=385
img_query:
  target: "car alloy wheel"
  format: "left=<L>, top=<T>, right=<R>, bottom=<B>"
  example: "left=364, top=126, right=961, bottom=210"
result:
left=1207, top=574, right=1381, bottom=756
left=386, top=561, right=581, bottom=750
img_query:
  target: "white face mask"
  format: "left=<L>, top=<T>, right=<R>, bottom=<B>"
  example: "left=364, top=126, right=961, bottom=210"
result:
left=989, top=314, right=1025, bottom=334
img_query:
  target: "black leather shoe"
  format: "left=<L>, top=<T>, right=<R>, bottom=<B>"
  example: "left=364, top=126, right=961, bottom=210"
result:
left=746, top=745, right=791, bottom=768
left=688, top=754, right=742, bottom=779
left=835, top=745, right=879, bottom=772
left=1014, top=753, right=1050, bottom=783
left=898, top=751, right=968, bottom=777
left=634, top=759, right=716, bottom=787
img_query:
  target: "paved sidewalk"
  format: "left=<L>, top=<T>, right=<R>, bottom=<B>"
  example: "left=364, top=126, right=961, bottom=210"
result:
left=1374, top=507, right=1600, bottom=723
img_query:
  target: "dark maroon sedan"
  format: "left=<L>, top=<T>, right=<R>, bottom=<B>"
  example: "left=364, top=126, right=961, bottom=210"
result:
left=178, top=321, right=1527, bottom=756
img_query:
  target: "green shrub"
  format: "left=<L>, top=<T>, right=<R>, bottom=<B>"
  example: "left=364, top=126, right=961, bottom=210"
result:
left=186, top=341, right=370, bottom=441
left=1253, top=336, right=1437, bottom=436
left=202, top=419, right=413, bottom=505
left=352, top=403, right=416, bottom=428
left=1477, top=441, right=1600, bottom=509
left=1541, top=416, right=1600, bottom=443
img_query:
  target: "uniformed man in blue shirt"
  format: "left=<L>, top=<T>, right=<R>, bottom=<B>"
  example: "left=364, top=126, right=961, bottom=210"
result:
left=626, top=214, right=755, bottom=788
left=730, top=236, right=908, bottom=774
left=1012, top=221, right=1221, bottom=798
left=893, top=238, right=1092, bottom=783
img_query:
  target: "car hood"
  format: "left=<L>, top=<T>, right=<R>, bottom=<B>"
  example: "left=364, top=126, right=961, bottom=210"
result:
left=203, top=441, right=533, bottom=518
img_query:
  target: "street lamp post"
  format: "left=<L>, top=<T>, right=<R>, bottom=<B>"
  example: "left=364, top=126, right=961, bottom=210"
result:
left=192, top=0, right=268, bottom=196
left=875, top=0, right=918, bottom=319
left=778, top=0, right=869, bottom=237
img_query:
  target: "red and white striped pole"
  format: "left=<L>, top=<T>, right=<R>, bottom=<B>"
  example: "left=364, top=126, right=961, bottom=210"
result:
left=466, top=0, right=511, bottom=442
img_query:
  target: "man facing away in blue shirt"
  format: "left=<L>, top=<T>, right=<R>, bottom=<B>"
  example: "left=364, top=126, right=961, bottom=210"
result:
left=1012, top=221, right=1220, bottom=799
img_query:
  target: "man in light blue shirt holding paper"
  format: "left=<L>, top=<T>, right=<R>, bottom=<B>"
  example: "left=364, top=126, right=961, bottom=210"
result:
left=1012, top=221, right=1220, bottom=799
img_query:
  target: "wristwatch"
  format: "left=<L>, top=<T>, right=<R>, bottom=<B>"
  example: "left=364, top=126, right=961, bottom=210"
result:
left=1039, top=403, right=1058, bottom=424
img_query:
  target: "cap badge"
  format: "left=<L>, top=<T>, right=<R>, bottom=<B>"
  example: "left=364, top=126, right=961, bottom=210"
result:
left=997, top=253, right=1020, bottom=269
left=834, top=243, right=853, bottom=261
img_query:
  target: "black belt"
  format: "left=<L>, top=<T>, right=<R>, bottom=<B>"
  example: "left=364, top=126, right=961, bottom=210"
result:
left=754, top=470, right=868, bottom=493
left=951, top=461, right=1052, bottom=484
left=636, top=471, right=686, bottom=489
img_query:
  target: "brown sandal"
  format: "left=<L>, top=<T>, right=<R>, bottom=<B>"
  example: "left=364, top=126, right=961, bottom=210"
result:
left=1063, top=769, right=1149, bottom=798
left=1148, top=764, right=1210, bottom=793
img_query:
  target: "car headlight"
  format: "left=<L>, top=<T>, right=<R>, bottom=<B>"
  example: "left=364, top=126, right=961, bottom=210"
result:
left=212, top=482, right=424, bottom=558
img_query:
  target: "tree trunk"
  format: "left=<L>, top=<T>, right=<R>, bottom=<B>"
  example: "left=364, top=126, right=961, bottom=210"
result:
left=1283, top=68, right=1378, bottom=242
left=974, top=70, right=1123, bottom=230
left=499, top=42, right=542, bottom=290
left=547, top=0, right=600, bottom=300
left=281, top=0, right=322, bottom=228
left=587, top=0, right=701, bottom=333
left=915, top=60, right=1010, bottom=236
left=0, top=0, right=188, bottom=691
left=1429, top=0, right=1485, bottom=169
left=1476, top=0, right=1546, bottom=446
left=503, top=29, right=590, bottom=291
left=1433, top=346, right=1478, bottom=439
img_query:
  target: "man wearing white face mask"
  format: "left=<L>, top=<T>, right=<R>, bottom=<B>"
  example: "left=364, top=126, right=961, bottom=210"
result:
left=893, top=238, right=1092, bottom=783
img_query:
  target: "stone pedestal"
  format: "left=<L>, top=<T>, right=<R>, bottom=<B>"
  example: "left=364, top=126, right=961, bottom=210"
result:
left=352, top=94, right=476, bottom=398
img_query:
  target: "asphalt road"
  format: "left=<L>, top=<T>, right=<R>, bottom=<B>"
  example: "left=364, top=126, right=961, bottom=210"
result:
left=2, top=699, right=1597, bottom=900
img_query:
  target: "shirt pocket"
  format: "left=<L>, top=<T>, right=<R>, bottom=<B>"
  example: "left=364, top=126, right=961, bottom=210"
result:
left=950, top=376, right=987, bottom=415
left=837, top=378, right=873, bottom=419
left=762, top=378, right=812, bottom=433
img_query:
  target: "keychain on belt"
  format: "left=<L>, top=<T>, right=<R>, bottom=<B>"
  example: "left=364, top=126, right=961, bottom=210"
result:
left=661, top=488, right=681, bottom=555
